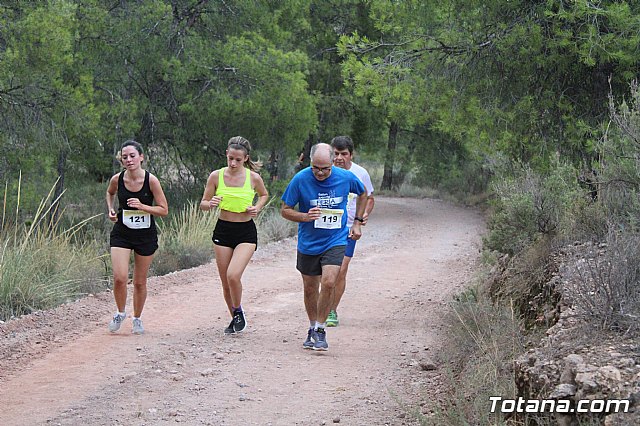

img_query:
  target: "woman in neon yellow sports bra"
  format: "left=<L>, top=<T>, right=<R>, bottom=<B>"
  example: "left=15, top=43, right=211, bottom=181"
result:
left=200, top=136, right=269, bottom=335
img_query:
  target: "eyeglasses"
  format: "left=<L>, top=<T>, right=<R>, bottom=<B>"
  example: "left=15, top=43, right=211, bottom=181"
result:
left=311, top=165, right=332, bottom=173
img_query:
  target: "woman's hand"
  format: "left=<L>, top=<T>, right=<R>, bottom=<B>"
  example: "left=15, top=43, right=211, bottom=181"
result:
left=108, top=208, right=118, bottom=223
left=246, top=205, right=259, bottom=217
left=127, top=198, right=145, bottom=210
left=209, top=196, right=223, bottom=209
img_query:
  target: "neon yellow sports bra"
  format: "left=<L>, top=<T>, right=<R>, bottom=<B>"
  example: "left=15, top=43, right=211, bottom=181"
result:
left=216, top=167, right=255, bottom=213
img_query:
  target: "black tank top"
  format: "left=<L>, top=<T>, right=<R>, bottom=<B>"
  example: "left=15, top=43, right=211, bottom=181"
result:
left=115, top=170, right=156, bottom=234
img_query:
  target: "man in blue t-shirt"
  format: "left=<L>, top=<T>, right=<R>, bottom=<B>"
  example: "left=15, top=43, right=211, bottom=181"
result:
left=281, top=143, right=367, bottom=352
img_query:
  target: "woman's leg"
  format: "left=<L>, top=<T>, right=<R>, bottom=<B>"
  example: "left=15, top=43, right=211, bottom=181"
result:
left=132, top=252, right=154, bottom=318
left=214, top=245, right=235, bottom=316
left=110, top=247, right=131, bottom=312
left=225, top=243, right=256, bottom=309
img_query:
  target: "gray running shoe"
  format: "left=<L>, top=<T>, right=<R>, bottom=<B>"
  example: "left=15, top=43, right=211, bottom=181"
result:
left=233, top=310, right=247, bottom=333
left=132, top=318, right=144, bottom=334
left=224, top=318, right=236, bottom=335
left=108, top=313, right=126, bottom=333
left=303, top=327, right=316, bottom=349
left=313, top=328, right=328, bottom=351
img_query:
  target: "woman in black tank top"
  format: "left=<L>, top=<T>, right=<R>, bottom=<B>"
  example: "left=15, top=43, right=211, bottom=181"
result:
left=113, top=169, right=157, bottom=237
left=105, top=140, right=169, bottom=335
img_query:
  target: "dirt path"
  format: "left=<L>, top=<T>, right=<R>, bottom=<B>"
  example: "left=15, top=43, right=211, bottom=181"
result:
left=0, top=197, right=485, bottom=426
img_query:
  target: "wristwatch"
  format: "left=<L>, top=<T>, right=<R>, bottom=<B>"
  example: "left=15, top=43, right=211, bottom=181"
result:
left=354, top=216, right=365, bottom=223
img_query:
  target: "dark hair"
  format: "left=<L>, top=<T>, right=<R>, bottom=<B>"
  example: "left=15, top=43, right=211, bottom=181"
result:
left=121, top=139, right=144, bottom=155
left=330, top=135, right=354, bottom=154
left=116, top=139, right=144, bottom=163
left=227, top=136, right=261, bottom=171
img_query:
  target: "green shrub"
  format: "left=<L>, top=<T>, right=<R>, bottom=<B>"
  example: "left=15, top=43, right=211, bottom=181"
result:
left=265, top=178, right=291, bottom=199
left=484, top=163, right=580, bottom=255
left=563, top=196, right=610, bottom=242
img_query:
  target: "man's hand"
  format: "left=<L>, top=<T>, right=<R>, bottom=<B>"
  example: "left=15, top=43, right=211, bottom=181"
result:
left=307, top=206, right=322, bottom=222
left=349, top=222, right=362, bottom=240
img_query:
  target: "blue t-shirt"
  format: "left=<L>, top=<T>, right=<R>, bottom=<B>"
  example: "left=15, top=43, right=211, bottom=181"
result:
left=281, top=167, right=365, bottom=255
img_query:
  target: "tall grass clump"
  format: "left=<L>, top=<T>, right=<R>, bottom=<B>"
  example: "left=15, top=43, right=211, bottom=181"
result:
left=419, top=285, right=525, bottom=425
left=256, top=200, right=297, bottom=245
left=0, top=176, right=106, bottom=321
left=152, top=201, right=218, bottom=276
left=153, top=197, right=295, bottom=276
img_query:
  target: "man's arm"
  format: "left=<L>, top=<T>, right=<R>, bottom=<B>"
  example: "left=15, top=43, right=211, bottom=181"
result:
left=363, top=195, right=375, bottom=224
left=350, top=190, right=367, bottom=240
left=281, top=203, right=321, bottom=223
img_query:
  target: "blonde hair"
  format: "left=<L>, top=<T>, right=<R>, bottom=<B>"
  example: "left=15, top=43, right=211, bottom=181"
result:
left=227, top=136, right=262, bottom=171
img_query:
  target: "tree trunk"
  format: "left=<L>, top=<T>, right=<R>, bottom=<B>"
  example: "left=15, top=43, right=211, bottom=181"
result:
left=295, top=133, right=314, bottom=173
left=302, top=133, right=313, bottom=168
left=396, top=135, right=416, bottom=188
left=381, top=121, right=398, bottom=190
left=51, top=149, right=67, bottom=225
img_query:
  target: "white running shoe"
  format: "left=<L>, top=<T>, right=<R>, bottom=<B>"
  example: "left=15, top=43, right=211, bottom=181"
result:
left=108, top=313, right=126, bottom=332
left=132, top=318, right=144, bottom=335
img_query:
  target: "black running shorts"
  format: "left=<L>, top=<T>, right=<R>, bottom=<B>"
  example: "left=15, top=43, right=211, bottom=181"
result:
left=110, top=227, right=158, bottom=256
left=212, top=219, right=258, bottom=249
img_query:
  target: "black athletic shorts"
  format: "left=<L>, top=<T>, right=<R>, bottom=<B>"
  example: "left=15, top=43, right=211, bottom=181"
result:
left=110, top=226, right=158, bottom=256
left=212, top=219, right=258, bottom=249
left=296, top=245, right=346, bottom=276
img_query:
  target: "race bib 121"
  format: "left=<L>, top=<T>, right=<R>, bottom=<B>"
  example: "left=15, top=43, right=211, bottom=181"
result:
left=122, top=209, right=151, bottom=229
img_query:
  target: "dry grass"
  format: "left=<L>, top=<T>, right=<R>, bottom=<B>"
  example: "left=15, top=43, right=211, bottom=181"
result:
left=0, top=175, right=106, bottom=321
left=567, top=231, right=640, bottom=335
left=418, top=283, right=525, bottom=425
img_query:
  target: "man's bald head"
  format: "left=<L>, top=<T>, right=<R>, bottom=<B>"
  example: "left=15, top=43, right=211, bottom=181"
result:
left=310, top=143, right=334, bottom=164
left=309, top=143, right=334, bottom=181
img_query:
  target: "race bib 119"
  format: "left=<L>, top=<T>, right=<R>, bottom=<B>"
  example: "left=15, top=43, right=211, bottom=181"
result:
left=314, top=208, right=343, bottom=230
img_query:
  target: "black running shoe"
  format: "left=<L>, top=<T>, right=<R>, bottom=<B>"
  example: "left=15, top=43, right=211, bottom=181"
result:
left=233, top=310, right=247, bottom=333
left=224, top=318, right=235, bottom=335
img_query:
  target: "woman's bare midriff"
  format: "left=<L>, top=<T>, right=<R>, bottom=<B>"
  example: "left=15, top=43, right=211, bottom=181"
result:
left=218, top=209, right=253, bottom=222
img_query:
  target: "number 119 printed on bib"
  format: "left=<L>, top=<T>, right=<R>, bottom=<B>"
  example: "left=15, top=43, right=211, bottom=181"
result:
left=314, top=208, right=343, bottom=229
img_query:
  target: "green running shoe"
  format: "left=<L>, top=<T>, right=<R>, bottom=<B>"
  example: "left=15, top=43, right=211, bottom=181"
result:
left=326, top=310, right=339, bottom=327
